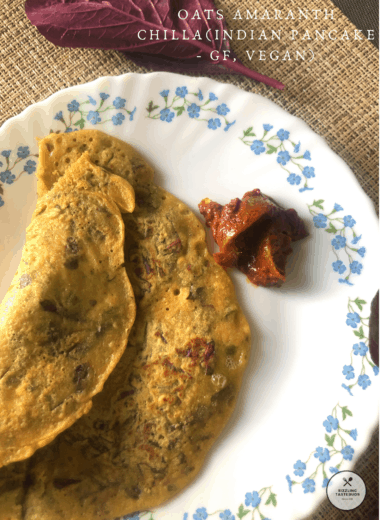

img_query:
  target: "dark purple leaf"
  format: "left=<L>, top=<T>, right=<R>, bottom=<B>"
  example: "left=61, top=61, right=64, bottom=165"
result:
left=25, top=0, right=284, bottom=89
left=369, top=291, right=379, bottom=366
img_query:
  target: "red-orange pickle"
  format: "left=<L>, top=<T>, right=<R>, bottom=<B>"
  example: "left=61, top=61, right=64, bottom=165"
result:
left=199, top=189, right=308, bottom=287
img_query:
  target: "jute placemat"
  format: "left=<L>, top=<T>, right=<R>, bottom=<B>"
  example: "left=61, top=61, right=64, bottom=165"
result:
left=0, top=1, right=378, bottom=519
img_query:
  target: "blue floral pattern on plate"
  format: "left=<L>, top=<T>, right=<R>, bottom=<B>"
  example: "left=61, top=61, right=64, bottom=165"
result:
left=286, top=404, right=358, bottom=493
left=146, top=87, right=236, bottom=131
left=239, top=124, right=314, bottom=192
left=0, top=146, right=38, bottom=207
left=53, top=93, right=136, bottom=132
left=308, top=200, right=365, bottom=285
left=342, top=297, right=378, bottom=395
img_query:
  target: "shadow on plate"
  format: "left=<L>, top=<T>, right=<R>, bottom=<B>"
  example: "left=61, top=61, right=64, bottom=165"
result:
left=301, top=425, right=379, bottom=520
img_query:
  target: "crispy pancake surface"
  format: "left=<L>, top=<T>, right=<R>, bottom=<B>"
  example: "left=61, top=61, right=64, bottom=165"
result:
left=36, top=130, right=154, bottom=198
left=0, top=130, right=251, bottom=519
left=0, top=153, right=136, bottom=468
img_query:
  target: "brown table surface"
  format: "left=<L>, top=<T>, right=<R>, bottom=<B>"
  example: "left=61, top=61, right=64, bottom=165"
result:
left=0, top=1, right=378, bottom=519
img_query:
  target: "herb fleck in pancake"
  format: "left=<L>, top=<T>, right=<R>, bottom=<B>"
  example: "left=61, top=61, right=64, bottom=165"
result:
left=0, top=153, right=136, bottom=468
left=0, top=130, right=251, bottom=519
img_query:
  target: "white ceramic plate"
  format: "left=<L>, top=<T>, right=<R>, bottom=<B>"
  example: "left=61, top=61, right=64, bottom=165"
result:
left=0, top=72, right=378, bottom=520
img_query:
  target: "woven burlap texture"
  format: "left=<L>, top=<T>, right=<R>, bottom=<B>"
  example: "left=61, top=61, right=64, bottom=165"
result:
left=0, top=1, right=378, bottom=519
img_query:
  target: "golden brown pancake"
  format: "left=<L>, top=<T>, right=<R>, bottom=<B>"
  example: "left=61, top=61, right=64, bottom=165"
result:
left=0, top=130, right=250, bottom=519
left=0, top=153, right=136, bottom=468
left=36, top=130, right=154, bottom=198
